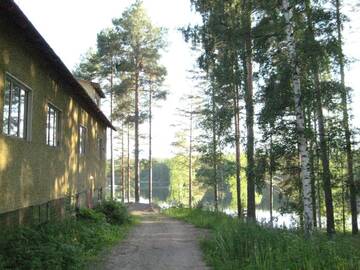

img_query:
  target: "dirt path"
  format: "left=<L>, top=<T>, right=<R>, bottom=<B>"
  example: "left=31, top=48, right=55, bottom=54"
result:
left=97, top=203, right=209, bottom=270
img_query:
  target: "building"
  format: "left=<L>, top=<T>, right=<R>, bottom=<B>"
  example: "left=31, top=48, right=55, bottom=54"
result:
left=0, top=0, right=115, bottom=226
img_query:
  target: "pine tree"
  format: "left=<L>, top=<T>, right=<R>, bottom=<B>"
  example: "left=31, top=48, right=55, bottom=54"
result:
left=112, top=1, right=167, bottom=202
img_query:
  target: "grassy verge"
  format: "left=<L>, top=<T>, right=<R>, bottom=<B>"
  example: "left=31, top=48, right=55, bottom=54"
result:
left=164, top=207, right=360, bottom=270
left=0, top=201, right=134, bottom=270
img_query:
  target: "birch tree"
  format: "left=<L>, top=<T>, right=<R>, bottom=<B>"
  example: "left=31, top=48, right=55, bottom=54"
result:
left=282, top=0, right=313, bottom=234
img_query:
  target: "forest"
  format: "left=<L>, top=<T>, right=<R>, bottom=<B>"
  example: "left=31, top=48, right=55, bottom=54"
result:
left=74, top=0, right=360, bottom=237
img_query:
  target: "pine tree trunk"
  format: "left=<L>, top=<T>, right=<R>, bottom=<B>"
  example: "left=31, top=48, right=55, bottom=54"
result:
left=314, top=71, right=335, bottom=234
left=341, top=163, right=346, bottom=234
left=305, top=0, right=335, bottom=235
left=121, top=123, right=125, bottom=203
left=282, top=0, right=313, bottom=235
left=234, top=83, right=242, bottom=218
left=307, top=108, right=317, bottom=227
left=242, top=0, right=255, bottom=221
left=212, top=87, right=218, bottom=211
left=110, top=65, right=115, bottom=200
left=269, top=135, right=273, bottom=227
left=134, top=70, right=140, bottom=203
left=127, top=124, right=131, bottom=203
left=189, top=102, right=193, bottom=209
left=313, top=116, right=322, bottom=229
left=309, top=128, right=317, bottom=228
left=148, top=83, right=153, bottom=204
left=335, top=0, right=358, bottom=234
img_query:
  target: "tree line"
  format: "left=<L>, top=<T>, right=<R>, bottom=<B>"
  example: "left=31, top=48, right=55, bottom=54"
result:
left=74, top=0, right=359, bottom=236
left=74, top=1, right=167, bottom=205
left=177, top=0, right=358, bottom=236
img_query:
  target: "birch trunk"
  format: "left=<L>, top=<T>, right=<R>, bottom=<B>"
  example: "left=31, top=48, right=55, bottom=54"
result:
left=282, top=0, right=313, bottom=234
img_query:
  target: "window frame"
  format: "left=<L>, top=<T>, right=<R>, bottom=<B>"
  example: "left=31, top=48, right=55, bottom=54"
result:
left=46, top=102, right=61, bottom=148
left=97, top=137, right=103, bottom=160
left=2, top=73, right=32, bottom=141
left=79, top=124, right=87, bottom=156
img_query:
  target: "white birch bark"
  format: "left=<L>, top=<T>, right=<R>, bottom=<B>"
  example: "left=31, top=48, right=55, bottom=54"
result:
left=282, top=0, right=313, bottom=234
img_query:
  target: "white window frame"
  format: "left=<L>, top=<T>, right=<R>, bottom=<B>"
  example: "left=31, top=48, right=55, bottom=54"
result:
left=46, top=103, right=61, bottom=147
left=2, top=73, right=32, bottom=141
left=79, top=124, right=87, bottom=156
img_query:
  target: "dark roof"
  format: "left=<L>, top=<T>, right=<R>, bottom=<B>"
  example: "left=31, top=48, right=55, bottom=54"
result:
left=0, top=0, right=115, bottom=130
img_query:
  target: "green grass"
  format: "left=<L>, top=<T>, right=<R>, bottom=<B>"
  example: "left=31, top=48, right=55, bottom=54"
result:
left=0, top=201, right=134, bottom=270
left=164, top=208, right=360, bottom=270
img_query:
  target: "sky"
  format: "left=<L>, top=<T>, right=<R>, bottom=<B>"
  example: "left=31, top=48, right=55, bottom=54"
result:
left=13, top=0, right=360, bottom=159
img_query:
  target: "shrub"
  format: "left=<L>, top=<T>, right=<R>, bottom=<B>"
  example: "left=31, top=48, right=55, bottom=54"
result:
left=0, top=222, right=82, bottom=270
left=0, top=201, right=133, bottom=269
left=95, top=200, right=129, bottom=225
left=77, top=207, right=106, bottom=223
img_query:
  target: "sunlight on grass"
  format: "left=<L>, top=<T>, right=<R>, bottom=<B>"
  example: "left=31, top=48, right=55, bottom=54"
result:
left=164, top=208, right=360, bottom=270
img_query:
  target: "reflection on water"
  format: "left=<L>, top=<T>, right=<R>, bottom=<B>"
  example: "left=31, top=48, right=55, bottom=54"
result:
left=224, top=208, right=299, bottom=228
left=256, top=209, right=299, bottom=228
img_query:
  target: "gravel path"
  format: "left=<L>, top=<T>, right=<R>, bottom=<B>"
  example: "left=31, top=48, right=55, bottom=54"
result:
left=98, top=203, right=209, bottom=270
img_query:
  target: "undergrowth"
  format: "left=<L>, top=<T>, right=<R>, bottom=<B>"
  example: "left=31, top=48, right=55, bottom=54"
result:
left=164, top=207, right=360, bottom=270
left=0, top=200, right=132, bottom=270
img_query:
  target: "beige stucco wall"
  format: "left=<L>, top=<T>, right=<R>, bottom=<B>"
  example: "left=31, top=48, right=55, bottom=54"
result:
left=0, top=17, right=107, bottom=215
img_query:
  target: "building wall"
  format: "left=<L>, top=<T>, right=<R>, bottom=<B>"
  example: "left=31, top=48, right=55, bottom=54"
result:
left=0, top=16, right=107, bottom=223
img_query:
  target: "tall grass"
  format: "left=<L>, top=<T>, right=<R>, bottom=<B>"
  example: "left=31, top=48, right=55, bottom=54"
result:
left=0, top=201, right=132, bottom=270
left=164, top=208, right=360, bottom=270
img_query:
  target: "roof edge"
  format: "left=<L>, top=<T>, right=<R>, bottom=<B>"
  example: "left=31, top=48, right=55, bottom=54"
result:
left=0, top=0, right=115, bottom=130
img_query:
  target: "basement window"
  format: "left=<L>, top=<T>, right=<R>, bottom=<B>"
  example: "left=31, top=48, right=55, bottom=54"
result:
left=79, top=125, right=87, bottom=156
left=2, top=75, right=30, bottom=139
left=46, top=104, right=61, bottom=147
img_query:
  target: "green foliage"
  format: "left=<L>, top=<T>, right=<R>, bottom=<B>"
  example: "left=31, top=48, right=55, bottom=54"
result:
left=167, top=155, right=190, bottom=205
left=165, top=208, right=360, bottom=270
left=77, top=207, right=106, bottom=223
left=0, top=203, right=132, bottom=270
left=95, top=200, right=130, bottom=225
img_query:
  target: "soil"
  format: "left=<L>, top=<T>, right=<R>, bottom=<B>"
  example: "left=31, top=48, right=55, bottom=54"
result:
left=95, top=203, right=209, bottom=270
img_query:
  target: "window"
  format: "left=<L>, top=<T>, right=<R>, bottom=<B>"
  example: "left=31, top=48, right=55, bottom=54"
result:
left=79, top=125, right=87, bottom=155
left=2, top=75, right=30, bottom=139
left=46, top=104, right=61, bottom=147
left=97, top=137, right=103, bottom=159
